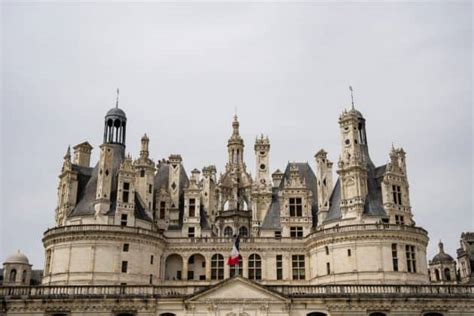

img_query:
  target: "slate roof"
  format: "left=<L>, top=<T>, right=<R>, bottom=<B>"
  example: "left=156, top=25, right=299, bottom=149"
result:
left=68, top=144, right=151, bottom=221
left=325, top=160, right=387, bottom=222
left=261, top=162, right=319, bottom=229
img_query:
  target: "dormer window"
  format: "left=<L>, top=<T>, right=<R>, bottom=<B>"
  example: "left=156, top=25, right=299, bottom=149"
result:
left=189, top=198, right=196, bottom=217
left=122, top=182, right=130, bottom=203
left=289, top=197, right=303, bottom=217
left=392, top=185, right=402, bottom=205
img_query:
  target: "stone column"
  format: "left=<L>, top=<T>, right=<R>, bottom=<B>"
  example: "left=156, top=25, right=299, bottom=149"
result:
left=182, top=256, right=188, bottom=280
left=205, top=256, right=212, bottom=281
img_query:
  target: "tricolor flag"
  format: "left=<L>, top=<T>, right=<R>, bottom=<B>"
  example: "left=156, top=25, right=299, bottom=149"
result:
left=227, top=234, right=240, bottom=266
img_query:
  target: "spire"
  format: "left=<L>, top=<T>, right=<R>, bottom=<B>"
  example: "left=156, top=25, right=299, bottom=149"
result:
left=438, top=240, right=445, bottom=253
left=140, top=133, right=149, bottom=158
left=64, top=145, right=71, bottom=161
left=349, top=86, right=355, bottom=110
left=232, top=113, right=240, bottom=137
left=115, top=88, right=120, bottom=108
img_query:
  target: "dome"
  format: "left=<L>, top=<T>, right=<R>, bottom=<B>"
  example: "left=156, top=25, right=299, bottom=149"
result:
left=106, top=107, right=127, bottom=119
left=349, top=108, right=364, bottom=118
left=5, top=251, right=29, bottom=264
left=431, top=252, right=454, bottom=264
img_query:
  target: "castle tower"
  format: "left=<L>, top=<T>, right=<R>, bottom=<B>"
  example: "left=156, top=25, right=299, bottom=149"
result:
left=94, top=101, right=127, bottom=215
left=202, top=165, right=217, bottom=221
left=315, top=149, right=333, bottom=224
left=254, top=135, right=271, bottom=187
left=134, top=134, right=156, bottom=217
left=226, top=115, right=245, bottom=172
left=168, top=154, right=183, bottom=227
left=429, top=241, right=457, bottom=284
left=115, top=154, right=136, bottom=226
left=336, top=106, right=370, bottom=220
left=182, top=169, right=202, bottom=237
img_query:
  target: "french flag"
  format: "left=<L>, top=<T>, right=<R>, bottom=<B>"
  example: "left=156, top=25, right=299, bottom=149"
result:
left=227, top=234, right=240, bottom=266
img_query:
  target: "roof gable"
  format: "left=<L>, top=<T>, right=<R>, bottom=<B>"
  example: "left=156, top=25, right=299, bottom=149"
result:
left=185, top=277, right=289, bottom=303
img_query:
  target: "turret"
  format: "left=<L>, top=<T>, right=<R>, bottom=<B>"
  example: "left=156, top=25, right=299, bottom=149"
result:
left=315, top=149, right=333, bottom=224
left=272, top=169, right=284, bottom=187
left=168, top=154, right=183, bottom=226
left=73, top=141, right=93, bottom=167
left=103, top=90, right=127, bottom=146
left=55, top=146, right=78, bottom=226
left=254, top=134, right=271, bottom=187
left=226, top=115, right=245, bottom=171
left=183, top=168, right=202, bottom=237
left=202, top=165, right=217, bottom=220
left=134, top=134, right=156, bottom=216
left=115, top=154, right=136, bottom=226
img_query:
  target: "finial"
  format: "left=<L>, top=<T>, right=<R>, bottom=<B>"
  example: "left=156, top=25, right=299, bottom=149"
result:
left=349, top=86, right=355, bottom=110
left=233, top=106, right=238, bottom=121
left=439, top=240, right=444, bottom=253
left=116, top=88, right=120, bottom=108
left=64, top=145, right=71, bottom=160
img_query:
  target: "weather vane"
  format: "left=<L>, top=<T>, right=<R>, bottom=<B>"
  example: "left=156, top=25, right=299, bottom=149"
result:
left=349, top=86, right=355, bottom=110
left=116, top=88, right=120, bottom=108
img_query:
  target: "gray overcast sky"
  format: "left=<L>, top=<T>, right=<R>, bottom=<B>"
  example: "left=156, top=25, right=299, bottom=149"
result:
left=1, top=1, right=472, bottom=267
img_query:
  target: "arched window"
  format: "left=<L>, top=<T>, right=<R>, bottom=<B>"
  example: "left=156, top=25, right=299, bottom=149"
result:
left=444, top=268, right=451, bottom=281
left=248, top=254, right=262, bottom=280
left=211, top=254, right=224, bottom=280
left=239, top=226, right=248, bottom=237
left=9, top=269, right=17, bottom=282
left=21, top=270, right=27, bottom=283
left=435, top=269, right=440, bottom=281
left=165, top=254, right=183, bottom=280
left=187, top=254, right=206, bottom=281
left=224, top=226, right=233, bottom=237
left=229, top=255, right=243, bottom=277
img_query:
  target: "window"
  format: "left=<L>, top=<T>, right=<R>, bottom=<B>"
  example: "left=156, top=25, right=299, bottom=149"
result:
left=289, top=197, right=303, bottom=216
left=325, top=246, right=329, bottom=255
left=239, top=226, right=248, bottom=237
left=405, top=245, right=416, bottom=273
left=292, top=255, right=305, bottom=280
left=149, top=274, right=153, bottom=284
left=229, top=255, right=243, bottom=277
left=150, top=255, right=154, bottom=265
left=121, top=261, right=128, bottom=273
left=274, top=231, right=282, bottom=238
left=159, top=201, right=166, bottom=219
left=121, top=214, right=128, bottom=226
left=123, top=243, right=129, bottom=252
left=189, top=198, right=196, bottom=217
left=224, top=226, right=233, bottom=237
left=140, top=169, right=145, bottom=177
left=21, top=270, right=27, bottom=283
left=276, top=255, right=283, bottom=280
left=45, top=249, right=52, bottom=274
left=435, top=269, right=440, bottom=281
left=392, top=185, right=402, bottom=205
left=9, top=269, right=17, bottom=282
left=326, top=262, right=331, bottom=274
left=347, top=249, right=351, bottom=257
left=211, top=254, right=224, bottom=280
left=148, top=184, right=152, bottom=193
left=395, top=215, right=405, bottom=225
left=392, top=243, right=399, bottom=271
left=444, top=268, right=451, bottom=281
left=248, top=254, right=262, bottom=280
left=188, top=227, right=195, bottom=238
left=290, top=226, right=303, bottom=238
left=122, top=182, right=130, bottom=203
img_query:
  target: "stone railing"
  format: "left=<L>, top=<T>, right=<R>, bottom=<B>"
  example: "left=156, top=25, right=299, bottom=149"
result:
left=1, top=284, right=472, bottom=300
left=43, top=223, right=427, bottom=245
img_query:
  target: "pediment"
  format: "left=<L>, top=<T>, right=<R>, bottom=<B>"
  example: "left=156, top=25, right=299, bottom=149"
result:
left=186, top=277, right=289, bottom=303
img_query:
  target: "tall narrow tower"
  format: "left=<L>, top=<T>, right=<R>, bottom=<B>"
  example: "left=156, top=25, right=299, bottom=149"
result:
left=315, top=149, right=333, bottom=224
left=336, top=104, right=371, bottom=220
left=254, top=135, right=271, bottom=187
left=226, top=115, right=245, bottom=172
left=134, top=134, right=156, bottom=217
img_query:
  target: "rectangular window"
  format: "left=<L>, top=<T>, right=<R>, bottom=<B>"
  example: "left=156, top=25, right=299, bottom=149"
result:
left=275, top=231, right=282, bottom=238
left=123, top=243, right=129, bottom=252
left=148, top=184, right=152, bottom=193
left=292, top=255, right=305, bottom=280
left=392, top=185, right=402, bottom=205
left=150, top=255, right=154, bottom=265
left=121, top=261, right=128, bottom=273
left=176, top=270, right=182, bottom=280
left=188, top=227, right=195, bottom=238
left=289, top=197, right=303, bottom=216
left=392, top=243, right=399, bottom=271
left=187, top=271, right=194, bottom=280
left=326, top=262, right=331, bottom=274
left=123, top=182, right=130, bottom=203
left=159, top=201, right=166, bottom=219
left=140, top=170, right=145, bottom=177
left=276, top=255, right=283, bottom=280
left=394, top=215, right=405, bottom=225
left=347, top=249, right=351, bottom=257
left=149, top=274, right=153, bottom=284
left=189, top=198, right=196, bottom=217
left=121, top=214, right=128, bottom=226
left=406, top=245, right=416, bottom=273
left=290, top=226, right=303, bottom=238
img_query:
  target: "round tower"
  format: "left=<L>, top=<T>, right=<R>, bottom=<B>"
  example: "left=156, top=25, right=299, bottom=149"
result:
left=2, top=251, right=32, bottom=286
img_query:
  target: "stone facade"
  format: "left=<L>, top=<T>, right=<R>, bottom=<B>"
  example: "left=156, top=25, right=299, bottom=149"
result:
left=1, top=99, right=474, bottom=315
